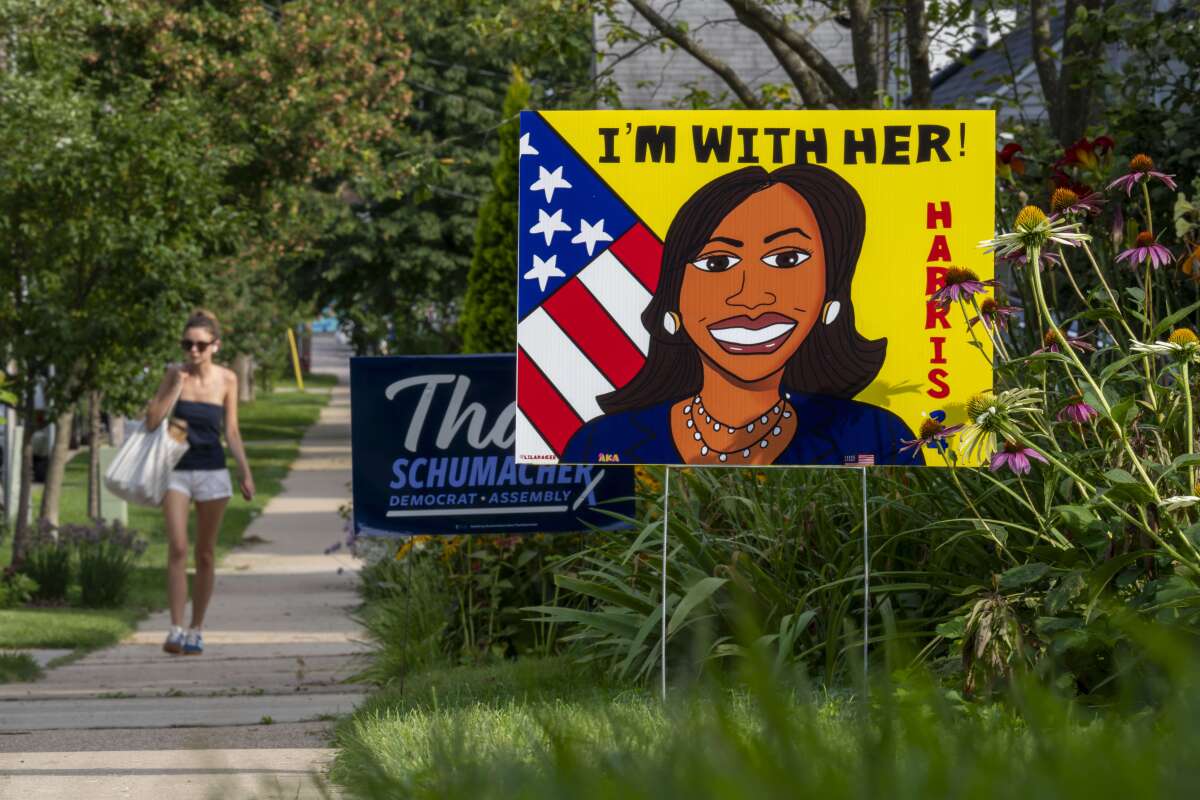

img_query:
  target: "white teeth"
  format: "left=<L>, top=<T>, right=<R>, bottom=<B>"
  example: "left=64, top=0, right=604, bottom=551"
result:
left=709, top=323, right=795, bottom=346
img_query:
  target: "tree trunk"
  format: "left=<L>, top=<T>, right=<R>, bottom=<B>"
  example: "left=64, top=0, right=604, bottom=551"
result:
left=904, top=0, right=933, bottom=108
left=847, top=0, right=879, bottom=107
left=109, top=415, right=125, bottom=447
left=12, top=386, right=37, bottom=567
left=234, top=353, right=255, bottom=403
left=38, top=408, right=75, bottom=528
left=87, top=391, right=102, bottom=520
left=1054, top=0, right=1105, bottom=145
left=1029, top=0, right=1062, bottom=138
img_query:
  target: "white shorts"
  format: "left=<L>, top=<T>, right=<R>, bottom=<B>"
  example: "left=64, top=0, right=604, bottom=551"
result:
left=167, top=469, right=233, bottom=502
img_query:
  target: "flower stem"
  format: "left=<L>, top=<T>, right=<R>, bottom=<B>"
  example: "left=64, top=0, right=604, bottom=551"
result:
left=1081, top=241, right=1137, bottom=342
left=938, top=449, right=1016, bottom=559
left=1185, top=360, right=1195, bottom=490
left=957, top=298, right=992, bottom=366
left=1144, top=257, right=1154, bottom=340
left=1056, top=244, right=1117, bottom=344
left=1005, top=426, right=1193, bottom=565
left=970, top=296, right=1011, bottom=361
left=1141, top=180, right=1154, bottom=238
left=1027, top=244, right=1161, bottom=500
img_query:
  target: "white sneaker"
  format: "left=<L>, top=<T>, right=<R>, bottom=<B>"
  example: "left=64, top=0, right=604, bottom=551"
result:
left=163, top=628, right=185, bottom=655
left=183, top=630, right=204, bottom=655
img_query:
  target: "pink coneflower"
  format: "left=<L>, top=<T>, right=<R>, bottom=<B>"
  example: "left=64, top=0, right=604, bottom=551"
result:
left=1049, top=187, right=1105, bottom=218
left=900, top=417, right=964, bottom=454
left=996, top=143, right=1025, bottom=182
left=998, top=247, right=1065, bottom=270
left=968, top=297, right=1019, bottom=331
left=931, top=266, right=999, bottom=307
left=989, top=441, right=1048, bottom=475
left=1034, top=328, right=1095, bottom=355
left=1057, top=395, right=1099, bottom=424
left=1117, top=231, right=1173, bottom=269
left=1108, top=154, right=1177, bottom=196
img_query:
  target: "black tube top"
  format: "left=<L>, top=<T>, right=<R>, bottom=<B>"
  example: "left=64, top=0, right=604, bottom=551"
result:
left=173, top=400, right=226, bottom=470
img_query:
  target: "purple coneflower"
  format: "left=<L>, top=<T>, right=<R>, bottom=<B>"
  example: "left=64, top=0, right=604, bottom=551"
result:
left=989, top=441, right=1049, bottom=476
left=1049, top=187, right=1105, bottom=218
left=1034, top=328, right=1095, bottom=355
left=932, top=266, right=999, bottom=307
left=1057, top=395, right=1099, bottom=424
left=968, top=297, right=1018, bottom=331
left=1117, top=231, right=1173, bottom=269
left=1108, top=154, right=1177, bottom=196
left=997, top=247, right=1064, bottom=270
left=900, top=417, right=965, bottom=454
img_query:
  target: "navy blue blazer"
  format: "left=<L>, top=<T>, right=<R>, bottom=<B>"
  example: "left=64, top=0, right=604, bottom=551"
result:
left=562, top=392, right=924, bottom=466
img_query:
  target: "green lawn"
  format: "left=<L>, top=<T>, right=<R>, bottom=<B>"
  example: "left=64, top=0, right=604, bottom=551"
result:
left=332, top=655, right=1200, bottom=800
left=0, top=379, right=333, bottom=655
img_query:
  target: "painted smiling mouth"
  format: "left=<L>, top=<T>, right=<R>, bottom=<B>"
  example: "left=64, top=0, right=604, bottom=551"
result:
left=707, top=313, right=798, bottom=354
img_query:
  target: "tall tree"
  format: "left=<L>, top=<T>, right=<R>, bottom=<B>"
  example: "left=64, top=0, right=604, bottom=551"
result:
left=284, top=0, right=594, bottom=356
left=2, top=0, right=414, bottom=561
left=461, top=73, right=530, bottom=354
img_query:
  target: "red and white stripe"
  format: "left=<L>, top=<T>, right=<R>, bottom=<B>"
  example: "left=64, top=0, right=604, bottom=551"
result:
left=517, top=222, right=662, bottom=459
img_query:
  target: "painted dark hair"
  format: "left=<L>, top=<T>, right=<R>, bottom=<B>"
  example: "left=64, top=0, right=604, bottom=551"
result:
left=599, top=163, right=885, bottom=414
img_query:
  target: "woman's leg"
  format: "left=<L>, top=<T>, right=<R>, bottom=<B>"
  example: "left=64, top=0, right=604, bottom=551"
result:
left=163, top=490, right=192, bottom=628
left=189, top=496, right=229, bottom=628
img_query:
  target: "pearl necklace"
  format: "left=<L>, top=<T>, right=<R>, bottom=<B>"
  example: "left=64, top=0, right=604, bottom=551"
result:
left=682, top=394, right=793, bottom=462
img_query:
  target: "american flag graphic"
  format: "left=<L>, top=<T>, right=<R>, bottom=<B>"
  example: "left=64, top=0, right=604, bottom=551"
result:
left=515, top=112, right=663, bottom=461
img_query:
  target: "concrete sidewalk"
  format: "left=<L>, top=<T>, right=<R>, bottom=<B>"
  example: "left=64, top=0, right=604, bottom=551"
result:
left=0, top=334, right=364, bottom=799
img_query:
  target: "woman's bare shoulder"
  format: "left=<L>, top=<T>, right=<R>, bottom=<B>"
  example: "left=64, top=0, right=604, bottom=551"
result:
left=219, top=365, right=239, bottom=392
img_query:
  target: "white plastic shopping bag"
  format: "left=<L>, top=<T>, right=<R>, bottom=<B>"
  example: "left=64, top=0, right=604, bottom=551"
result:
left=103, top=416, right=189, bottom=507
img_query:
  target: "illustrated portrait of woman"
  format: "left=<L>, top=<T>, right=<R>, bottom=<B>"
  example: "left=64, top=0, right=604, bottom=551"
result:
left=562, top=163, right=923, bottom=466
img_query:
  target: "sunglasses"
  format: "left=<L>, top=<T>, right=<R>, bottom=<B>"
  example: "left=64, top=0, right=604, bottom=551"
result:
left=180, top=338, right=215, bottom=352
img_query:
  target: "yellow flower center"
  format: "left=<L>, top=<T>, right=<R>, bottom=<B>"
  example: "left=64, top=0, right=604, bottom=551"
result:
left=1043, top=328, right=1061, bottom=348
left=1014, top=205, right=1048, bottom=230
left=1050, top=188, right=1079, bottom=212
left=1130, top=154, right=1154, bottom=172
left=919, top=418, right=945, bottom=439
left=1168, top=328, right=1198, bottom=346
left=1135, top=231, right=1155, bottom=247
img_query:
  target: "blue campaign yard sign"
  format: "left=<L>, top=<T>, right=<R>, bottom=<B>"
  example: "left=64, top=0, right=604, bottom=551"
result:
left=350, top=354, right=635, bottom=536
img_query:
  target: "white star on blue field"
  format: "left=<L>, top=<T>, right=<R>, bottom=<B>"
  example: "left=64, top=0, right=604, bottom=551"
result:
left=517, top=112, right=636, bottom=319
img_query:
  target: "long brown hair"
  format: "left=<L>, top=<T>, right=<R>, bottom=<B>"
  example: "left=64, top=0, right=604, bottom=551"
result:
left=599, top=163, right=885, bottom=414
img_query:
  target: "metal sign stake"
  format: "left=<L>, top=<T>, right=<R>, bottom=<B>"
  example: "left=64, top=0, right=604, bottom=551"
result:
left=861, top=466, right=870, bottom=682
left=660, top=465, right=671, bottom=702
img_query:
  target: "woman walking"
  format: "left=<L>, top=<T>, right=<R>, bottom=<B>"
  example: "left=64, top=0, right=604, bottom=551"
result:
left=145, top=310, right=255, bottom=655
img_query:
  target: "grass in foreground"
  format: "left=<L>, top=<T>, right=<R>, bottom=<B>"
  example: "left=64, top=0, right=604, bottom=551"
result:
left=332, top=654, right=1200, bottom=800
left=0, top=651, right=43, bottom=683
left=0, top=380, right=332, bottom=653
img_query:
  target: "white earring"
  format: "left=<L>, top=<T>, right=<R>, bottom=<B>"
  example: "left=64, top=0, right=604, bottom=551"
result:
left=823, top=300, right=841, bottom=325
left=663, top=311, right=680, bottom=335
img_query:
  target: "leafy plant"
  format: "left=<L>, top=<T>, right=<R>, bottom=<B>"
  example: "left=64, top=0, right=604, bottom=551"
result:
left=0, top=567, right=38, bottom=610
left=19, top=520, right=72, bottom=604
left=533, top=136, right=1200, bottom=695
left=66, top=520, right=147, bottom=609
